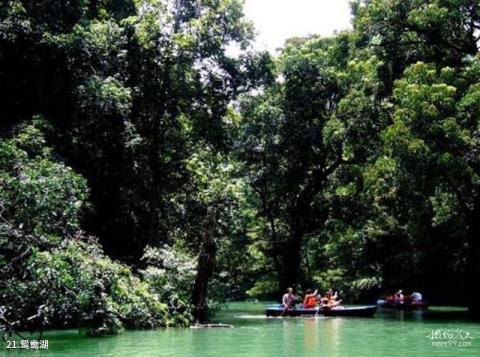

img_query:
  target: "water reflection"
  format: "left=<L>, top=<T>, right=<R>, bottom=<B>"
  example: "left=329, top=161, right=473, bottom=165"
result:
left=303, top=318, right=319, bottom=354
left=282, top=319, right=297, bottom=355
left=411, top=310, right=424, bottom=321
left=323, top=318, right=343, bottom=354
left=300, top=316, right=345, bottom=356
left=13, top=303, right=479, bottom=357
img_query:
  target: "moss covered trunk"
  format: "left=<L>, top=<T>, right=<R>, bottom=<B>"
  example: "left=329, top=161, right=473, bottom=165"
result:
left=191, top=208, right=217, bottom=323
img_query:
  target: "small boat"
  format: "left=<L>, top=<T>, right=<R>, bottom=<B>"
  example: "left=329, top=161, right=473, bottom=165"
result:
left=265, top=305, right=377, bottom=318
left=377, top=300, right=429, bottom=310
left=322, top=305, right=377, bottom=317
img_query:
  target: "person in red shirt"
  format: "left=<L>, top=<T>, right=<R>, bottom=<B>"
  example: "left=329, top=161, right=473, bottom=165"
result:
left=303, top=289, right=318, bottom=308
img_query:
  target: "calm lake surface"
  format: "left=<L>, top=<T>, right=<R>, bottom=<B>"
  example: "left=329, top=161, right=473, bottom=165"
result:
left=3, top=302, right=480, bottom=356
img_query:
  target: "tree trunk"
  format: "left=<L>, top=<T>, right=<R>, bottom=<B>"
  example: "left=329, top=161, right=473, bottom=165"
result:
left=467, top=196, right=480, bottom=320
left=277, top=229, right=303, bottom=296
left=191, top=208, right=217, bottom=323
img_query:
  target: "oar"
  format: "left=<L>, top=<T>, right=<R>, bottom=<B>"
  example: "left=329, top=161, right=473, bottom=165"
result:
left=314, top=288, right=321, bottom=317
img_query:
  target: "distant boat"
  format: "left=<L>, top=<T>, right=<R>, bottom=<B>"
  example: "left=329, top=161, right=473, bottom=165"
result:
left=377, top=300, right=429, bottom=310
left=265, top=305, right=377, bottom=318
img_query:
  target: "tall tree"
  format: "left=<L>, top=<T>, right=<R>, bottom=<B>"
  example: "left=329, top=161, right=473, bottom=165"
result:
left=372, top=60, right=480, bottom=316
left=352, top=0, right=480, bottom=91
left=239, top=35, right=386, bottom=293
left=0, top=0, right=267, bottom=261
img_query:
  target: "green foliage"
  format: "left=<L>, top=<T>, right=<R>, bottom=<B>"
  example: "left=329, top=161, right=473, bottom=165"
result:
left=2, top=238, right=182, bottom=336
left=1, top=0, right=267, bottom=260
left=239, top=33, right=388, bottom=293
left=0, top=121, right=190, bottom=337
left=2, top=0, right=480, bottom=323
left=313, top=268, right=348, bottom=294
left=352, top=0, right=479, bottom=85
left=0, top=118, right=89, bottom=236
left=182, top=144, right=264, bottom=302
left=239, top=1, right=479, bottom=305
left=1, top=0, right=271, bottom=330
left=141, top=245, right=197, bottom=304
left=246, top=276, right=278, bottom=300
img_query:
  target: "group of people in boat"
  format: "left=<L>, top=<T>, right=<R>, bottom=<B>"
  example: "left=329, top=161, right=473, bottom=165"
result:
left=379, top=289, right=424, bottom=306
left=282, top=287, right=342, bottom=312
left=281, top=287, right=425, bottom=314
left=282, top=287, right=425, bottom=313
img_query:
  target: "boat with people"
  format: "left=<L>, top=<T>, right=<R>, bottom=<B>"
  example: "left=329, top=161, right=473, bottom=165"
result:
left=322, top=305, right=378, bottom=317
left=377, top=289, right=428, bottom=310
left=265, top=305, right=377, bottom=317
left=377, top=301, right=428, bottom=310
left=265, top=287, right=377, bottom=318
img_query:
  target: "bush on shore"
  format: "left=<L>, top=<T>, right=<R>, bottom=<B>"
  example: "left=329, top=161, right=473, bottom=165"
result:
left=0, top=120, right=191, bottom=337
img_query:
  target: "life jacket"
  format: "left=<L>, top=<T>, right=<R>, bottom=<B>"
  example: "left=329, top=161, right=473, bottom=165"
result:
left=304, top=295, right=317, bottom=308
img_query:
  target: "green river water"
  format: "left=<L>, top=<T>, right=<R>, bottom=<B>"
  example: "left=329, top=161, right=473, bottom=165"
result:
left=2, top=302, right=479, bottom=356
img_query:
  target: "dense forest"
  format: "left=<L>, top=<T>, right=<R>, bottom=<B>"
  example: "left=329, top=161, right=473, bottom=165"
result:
left=1, top=0, right=480, bottom=336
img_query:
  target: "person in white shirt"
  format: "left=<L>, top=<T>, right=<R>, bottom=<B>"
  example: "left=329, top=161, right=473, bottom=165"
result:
left=394, top=289, right=404, bottom=304
left=281, top=287, right=296, bottom=315
left=411, top=291, right=423, bottom=303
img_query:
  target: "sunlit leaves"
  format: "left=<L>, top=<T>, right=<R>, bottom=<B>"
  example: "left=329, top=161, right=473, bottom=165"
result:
left=78, top=76, right=132, bottom=118
left=0, top=119, right=89, bottom=236
left=0, top=1, right=31, bottom=39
